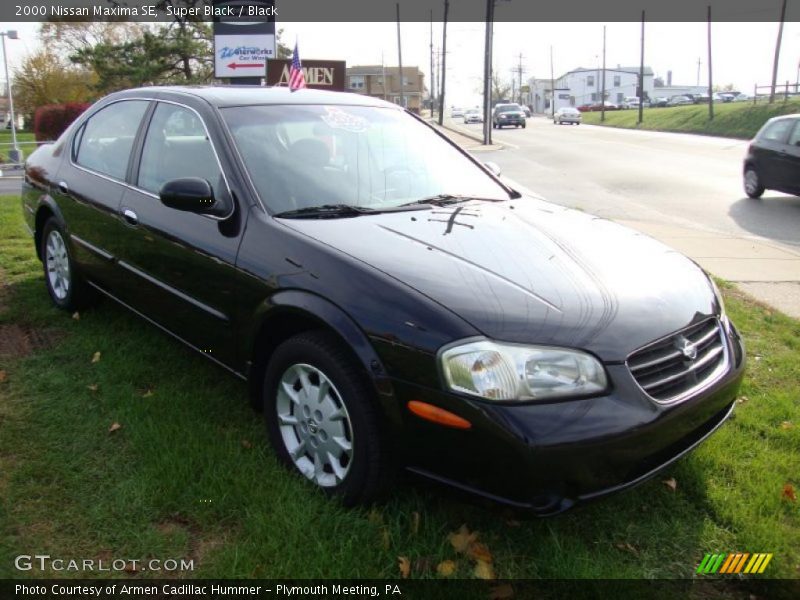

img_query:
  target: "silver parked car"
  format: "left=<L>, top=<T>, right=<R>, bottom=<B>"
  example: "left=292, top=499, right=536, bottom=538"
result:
left=463, top=108, right=483, bottom=124
left=554, top=107, right=582, bottom=125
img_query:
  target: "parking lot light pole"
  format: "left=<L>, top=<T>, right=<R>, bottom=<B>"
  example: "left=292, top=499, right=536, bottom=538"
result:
left=0, top=30, right=20, bottom=164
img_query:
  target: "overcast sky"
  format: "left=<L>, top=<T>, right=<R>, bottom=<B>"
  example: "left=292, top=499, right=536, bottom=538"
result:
left=1, top=20, right=798, bottom=106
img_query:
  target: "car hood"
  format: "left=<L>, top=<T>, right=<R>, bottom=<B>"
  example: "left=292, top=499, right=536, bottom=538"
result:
left=279, top=198, right=718, bottom=362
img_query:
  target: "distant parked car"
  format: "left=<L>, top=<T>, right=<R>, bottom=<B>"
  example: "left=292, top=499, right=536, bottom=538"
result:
left=553, top=107, right=582, bottom=125
left=651, top=97, right=669, bottom=107
left=492, top=103, right=526, bottom=128
left=522, top=106, right=532, bottom=118
left=743, top=114, right=800, bottom=199
left=622, top=97, right=640, bottom=109
left=733, top=93, right=751, bottom=102
left=463, top=108, right=483, bottom=124
left=450, top=107, right=464, bottom=118
left=667, top=95, right=693, bottom=107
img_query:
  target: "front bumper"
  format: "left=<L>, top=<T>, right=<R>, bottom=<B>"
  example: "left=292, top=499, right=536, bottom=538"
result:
left=497, top=117, right=525, bottom=126
left=558, top=116, right=581, bottom=123
left=391, top=320, right=745, bottom=514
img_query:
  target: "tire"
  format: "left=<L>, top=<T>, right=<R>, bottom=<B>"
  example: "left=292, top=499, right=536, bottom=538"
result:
left=262, top=331, right=391, bottom=506
left=40, top=218, right=95, bottom=311
left=522, top=122, right=526, bottom=128
left=743, top=166, right=765, bottom=199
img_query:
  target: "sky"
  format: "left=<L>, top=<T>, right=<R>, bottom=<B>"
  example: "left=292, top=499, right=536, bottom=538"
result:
left=1, top=20, right=798, bottom=107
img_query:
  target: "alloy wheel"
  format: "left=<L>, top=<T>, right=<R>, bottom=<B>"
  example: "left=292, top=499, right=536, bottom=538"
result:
left=744, top=169, right=760, bottom=196
left=45, top=230, right=70, bottom=301
left=275, top=363, right=354, bottom=487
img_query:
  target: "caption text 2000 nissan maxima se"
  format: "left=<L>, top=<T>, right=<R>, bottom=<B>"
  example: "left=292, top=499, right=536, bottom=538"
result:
left=21, top=87, right=745, bottom=514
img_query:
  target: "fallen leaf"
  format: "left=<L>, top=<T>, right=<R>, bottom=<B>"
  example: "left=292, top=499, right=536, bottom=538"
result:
left=737, top=396, right=749, bottom=404
left=468, top=541, right=493, bottom=564
left=142, top=389, right=154, bottom=398
left=474, top=559, right=496, bottom=580
left=780, top=421, right=794, bottom=431
left=436, top=560, right=457, bottom=577
left=505, top=519, right=521, bottom=527
left=87, top=384, right=98, bottom=392
left=448, top=524, right=479, bottom=554
left=489, top=583, right=515, bottom=599
left=662, top=477, right=677, bottom=492
left=108, top=422, right=122, bottom=433
left=0, top=370, right=6, bottom=383
left=782, top=483, right=797, bottom=502
left=91, top=351, right=101, bottom=364
left=398, top=556, right=411, bottom=579
left=410, top=511, right=420, bottom=535
left=616, top=542, right=639, bottom=556
left=367, top=508, right=382, bottom=525
left=122, top=563, right=138, bottom=574
left=241, top=439, right=252, bottom=449
left=72, top=311, right=80, bottom=321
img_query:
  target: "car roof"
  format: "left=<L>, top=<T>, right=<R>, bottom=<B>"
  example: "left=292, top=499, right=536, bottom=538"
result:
left=109, top=85, right=402, bottom=110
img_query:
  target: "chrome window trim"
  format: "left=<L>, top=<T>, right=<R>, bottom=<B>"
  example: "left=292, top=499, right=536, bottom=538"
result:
left=68, top=96, right=236, bottom=222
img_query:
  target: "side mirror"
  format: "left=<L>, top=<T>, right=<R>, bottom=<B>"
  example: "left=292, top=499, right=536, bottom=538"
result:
left=159, top=177, right=227, bottom=217
left=484, top=161, right=502, bottom=177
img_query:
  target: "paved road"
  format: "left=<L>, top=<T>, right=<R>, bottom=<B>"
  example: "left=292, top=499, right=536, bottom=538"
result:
left=0, top=176, right=22, bottom=196
left=443, top=117, right=800, bottom=317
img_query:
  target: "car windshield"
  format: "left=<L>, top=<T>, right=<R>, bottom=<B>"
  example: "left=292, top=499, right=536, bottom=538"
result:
left=497, top=104, right=521, bottom=113
left=222, top=104, right=510, bottom=214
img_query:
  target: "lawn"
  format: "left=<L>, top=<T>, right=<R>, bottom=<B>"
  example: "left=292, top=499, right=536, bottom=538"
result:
left=0, top=195, right=798, bottom=588
left=0, top=131, right=37, bottom=164
left=581, top=99, right=800, bottom=139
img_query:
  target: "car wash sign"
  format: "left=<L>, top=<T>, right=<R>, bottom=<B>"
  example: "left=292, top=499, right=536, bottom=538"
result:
left=213, top=0, right=276, bottom=78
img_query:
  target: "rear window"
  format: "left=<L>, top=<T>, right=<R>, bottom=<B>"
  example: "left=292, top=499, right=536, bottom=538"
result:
left=758, top=119, right=794, bottom=143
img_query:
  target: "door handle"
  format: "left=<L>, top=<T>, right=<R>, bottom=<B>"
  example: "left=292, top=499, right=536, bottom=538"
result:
left=57, top=181, right=70, bottom=195
left=122, top=208, right=138, bottom=225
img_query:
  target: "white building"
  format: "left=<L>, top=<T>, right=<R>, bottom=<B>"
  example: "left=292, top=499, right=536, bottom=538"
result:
left=525, top=66, right=655, bottom=112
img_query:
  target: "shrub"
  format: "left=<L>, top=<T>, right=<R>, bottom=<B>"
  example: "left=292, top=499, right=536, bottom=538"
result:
left=33, top=102, right=91, bottom=142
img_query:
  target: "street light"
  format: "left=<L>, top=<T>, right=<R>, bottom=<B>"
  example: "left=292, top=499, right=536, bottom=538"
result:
left=0, top=30, right=20, bottom=164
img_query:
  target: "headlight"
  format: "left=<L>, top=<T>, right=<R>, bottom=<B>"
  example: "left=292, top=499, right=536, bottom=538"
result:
left=440, top=340, right=608, bottom=402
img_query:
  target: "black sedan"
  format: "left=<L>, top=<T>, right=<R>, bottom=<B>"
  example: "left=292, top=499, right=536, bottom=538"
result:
left=22, top=87, right=744, bottom=513
left=744, top=114, right=800, bottom=199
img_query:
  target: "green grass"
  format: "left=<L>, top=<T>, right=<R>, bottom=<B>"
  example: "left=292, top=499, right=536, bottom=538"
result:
left=0, top=195, right=798, bottom=585
left=581, top=99, right=800, bottom=139
left=0, top=131, right=36, bottom=164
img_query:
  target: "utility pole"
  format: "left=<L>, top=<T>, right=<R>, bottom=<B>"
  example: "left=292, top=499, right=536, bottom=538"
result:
left=429, top=10, right=434, bottom=118
left=770, top=0, right=787, bottom=103
left=511, top=53, right=525, bottom=105
left=482, top=0, right=494, bottom=145
left=600, top=26, right=607, bottom=121
left=438, top=0, right=449, bottom=125
left=638, top=11, right=645, bottom=124
left=550, top=45, right=555, bottom=119
left=707, top=5, right=714, bottom=120
left=696, top=57, right=702, bottom=86
left=396, top=3, right=405, bottom=109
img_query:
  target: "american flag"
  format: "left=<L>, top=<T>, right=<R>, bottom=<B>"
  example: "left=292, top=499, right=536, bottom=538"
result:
left=289, top=42, right=306, bottom=91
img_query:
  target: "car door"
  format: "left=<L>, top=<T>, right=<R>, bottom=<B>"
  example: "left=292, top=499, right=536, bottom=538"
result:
left=753, top=118, right=794, bottom=189
left=113, top=100, right=245, bottom=368
left=777, top=120, right=800, bottom=193
left=54, top=100, right=151, bottom=289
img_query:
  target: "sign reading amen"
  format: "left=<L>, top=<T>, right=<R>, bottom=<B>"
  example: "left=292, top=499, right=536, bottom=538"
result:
left=267, top=60, right=346, bottom=91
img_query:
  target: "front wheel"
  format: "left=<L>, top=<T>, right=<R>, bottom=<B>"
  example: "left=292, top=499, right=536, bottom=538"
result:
left=263, top=331, right=391, bottom=506
left=40, top=218, right=95, bottom=311
left=744, top=167, right=765, bottom=199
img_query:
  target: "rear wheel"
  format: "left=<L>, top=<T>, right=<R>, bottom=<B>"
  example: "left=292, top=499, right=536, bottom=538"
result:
left=744, top=167, right=765, bottom=199
left=263, top=331, right=391, bottom=506
left=40, top=218, right=95, bottom=311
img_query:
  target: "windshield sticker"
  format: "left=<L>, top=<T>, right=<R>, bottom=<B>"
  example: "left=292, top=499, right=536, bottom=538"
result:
left=321, top=107, right=370, bottom=133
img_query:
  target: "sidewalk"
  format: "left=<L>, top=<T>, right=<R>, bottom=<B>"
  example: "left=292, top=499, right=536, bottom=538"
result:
left=427, top=119, right=505, bottom=152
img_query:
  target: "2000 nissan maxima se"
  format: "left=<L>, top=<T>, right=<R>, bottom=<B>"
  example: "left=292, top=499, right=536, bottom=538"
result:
left=22, top=87, right=745, bottom=514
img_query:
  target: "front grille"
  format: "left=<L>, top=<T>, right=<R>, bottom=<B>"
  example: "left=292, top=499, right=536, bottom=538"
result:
left=627, top=318, right=728, bottom=403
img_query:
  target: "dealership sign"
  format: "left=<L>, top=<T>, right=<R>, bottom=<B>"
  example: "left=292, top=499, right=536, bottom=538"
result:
left=266, top=60, right=346, bottom=91
left=213, top=0, right=276, bottom=79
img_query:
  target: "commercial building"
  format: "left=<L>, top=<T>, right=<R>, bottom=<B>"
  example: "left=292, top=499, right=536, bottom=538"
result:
left=346, top=66, right=426, bottom=113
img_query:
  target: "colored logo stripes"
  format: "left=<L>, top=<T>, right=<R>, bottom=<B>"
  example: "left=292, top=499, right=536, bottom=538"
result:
left=697, top=553, right=773, bottom=574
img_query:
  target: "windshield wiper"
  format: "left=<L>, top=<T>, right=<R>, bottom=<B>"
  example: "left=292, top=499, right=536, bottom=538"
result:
left=273, top=204, right=376, bottom=219
left=399, top=194, right=474, bottom=207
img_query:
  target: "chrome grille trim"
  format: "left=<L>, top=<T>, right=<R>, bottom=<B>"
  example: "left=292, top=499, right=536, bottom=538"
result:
left=626, top=318, right=729, bottom=404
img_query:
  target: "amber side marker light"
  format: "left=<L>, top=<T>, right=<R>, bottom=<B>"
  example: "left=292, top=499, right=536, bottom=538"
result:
left=407, top=401, right=472, bottom=430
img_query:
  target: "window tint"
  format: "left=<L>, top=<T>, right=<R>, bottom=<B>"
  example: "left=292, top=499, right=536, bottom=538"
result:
left=138, top=103, right=223, bottom=197
left=760, top=119, right=793, bottom=143
left=75, top=101, right=149, bottom=180
left=786, top=122, right=800, bottom=146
